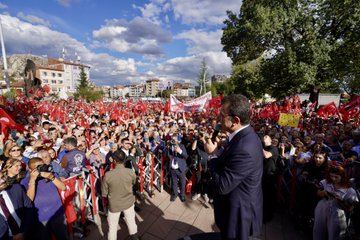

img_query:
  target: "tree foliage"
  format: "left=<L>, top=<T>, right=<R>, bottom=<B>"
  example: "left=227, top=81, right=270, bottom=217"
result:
left=222, top=0, right=360, bottom=98
left=74, top=66, right=103, bottom=102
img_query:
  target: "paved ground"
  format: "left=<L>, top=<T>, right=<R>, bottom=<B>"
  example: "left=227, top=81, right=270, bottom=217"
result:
left=79, top=190, right=310, bottom=240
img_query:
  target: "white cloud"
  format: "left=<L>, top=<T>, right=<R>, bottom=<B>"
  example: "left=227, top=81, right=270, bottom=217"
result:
left=0, top=14, right=140, bottom=85
left=171, top=0, right=242, bottom=25
left=154, top=51, right=231, bottom=84
left=17, top=12, right=51, bottom=27
left=56, top=0, right=72, bottom=7
left=135, top=2, right=162, bottom=24
left=92, top=17, right=172, bottom=56
left=0, top=3, right=8, bottom=9
left=176, top=29, right=223, bottom=54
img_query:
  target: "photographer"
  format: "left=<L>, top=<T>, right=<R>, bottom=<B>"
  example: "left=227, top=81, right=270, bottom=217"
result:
left=21, top=157, right=69, bottom=240
left=190, top=130, right=211, bottom=203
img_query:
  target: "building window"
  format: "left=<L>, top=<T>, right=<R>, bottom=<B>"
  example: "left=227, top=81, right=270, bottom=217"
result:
left=43, top=72, right=47, bottom=76
left=43, top=79, right=48, bottom=83
left=58, top=80, right=63, bottom=84
left=51, top=80, right=56, bottom=84
left=58, top=73, right=62, bottom=77
left=52, top=73, right=56, bottom=77
left=67, top=86, right=70, bottom=89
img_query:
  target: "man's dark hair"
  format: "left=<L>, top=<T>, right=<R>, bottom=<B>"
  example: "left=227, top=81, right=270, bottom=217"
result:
left=63, top=137, right=77, bottom=147
left=112, top=150, right=126, bottom=164
left=42, top=121, right=50, bottom=127
left=48, top=127, right=57, bottom=132
left=221, top=94, right=251, bottom=125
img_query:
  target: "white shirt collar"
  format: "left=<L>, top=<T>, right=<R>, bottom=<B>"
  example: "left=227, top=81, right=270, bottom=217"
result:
left=228, top=124, right=250, bottom=142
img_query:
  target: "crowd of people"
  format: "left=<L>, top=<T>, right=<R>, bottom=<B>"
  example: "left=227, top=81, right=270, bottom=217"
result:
left=0, top=93, right=359, bottom=239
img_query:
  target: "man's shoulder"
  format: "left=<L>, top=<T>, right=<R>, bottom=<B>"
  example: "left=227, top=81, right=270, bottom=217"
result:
left=5, top=183, right=25, bottom=197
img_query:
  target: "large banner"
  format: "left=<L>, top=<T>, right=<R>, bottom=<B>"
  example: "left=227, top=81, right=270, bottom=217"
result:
left=170, top=92, right=212, bottom=112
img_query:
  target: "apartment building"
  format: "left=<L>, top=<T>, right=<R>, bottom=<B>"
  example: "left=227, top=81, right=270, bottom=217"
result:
left=36, top=65, right=65, bottom=93
left=145, top=78, right=160, bottom=97
left=47, top=58, right=91, bottom=93
left=128, top=84, right=145, bottom=97
left=173, top=82, right=196, bottom=97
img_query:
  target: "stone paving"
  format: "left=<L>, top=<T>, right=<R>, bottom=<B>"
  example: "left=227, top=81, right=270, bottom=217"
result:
left=80, top=190, right=310, bottom=240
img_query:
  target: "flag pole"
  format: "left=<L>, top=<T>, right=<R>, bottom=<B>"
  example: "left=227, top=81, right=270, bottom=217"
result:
left=0, top=17, right=11, bottom=101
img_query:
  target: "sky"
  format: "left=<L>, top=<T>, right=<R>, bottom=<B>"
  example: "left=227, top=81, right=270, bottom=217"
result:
left=0, top=0, right=242, bottom=88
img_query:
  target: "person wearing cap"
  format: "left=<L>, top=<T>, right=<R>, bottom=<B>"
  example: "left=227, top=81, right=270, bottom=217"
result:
left=87, top=143, right=106, bottom=168
left=61, top=137, right=86, bottom=176
left=102, top=150, right=140, bottom=240
left=120, top=138, right=139, bottom=174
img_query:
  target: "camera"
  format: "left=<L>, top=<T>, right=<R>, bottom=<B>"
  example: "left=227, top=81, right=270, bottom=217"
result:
left=37, top=164, right=53, bottom=173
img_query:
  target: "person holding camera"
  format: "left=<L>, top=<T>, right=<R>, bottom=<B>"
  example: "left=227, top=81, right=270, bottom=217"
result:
left=21, top=157, right=69, bottom=240
left=168, top=133, right=188, bottom=202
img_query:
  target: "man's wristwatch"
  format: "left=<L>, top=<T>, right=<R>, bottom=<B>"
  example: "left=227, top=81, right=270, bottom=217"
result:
left=209, top=154, right=218, bottom=159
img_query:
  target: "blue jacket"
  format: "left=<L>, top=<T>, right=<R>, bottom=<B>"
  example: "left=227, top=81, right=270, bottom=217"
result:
left=0, top=184, right=35, bottom=239
left=168, top=143, right=188, bottom=173
left=210, top=126, right=263, bottom=240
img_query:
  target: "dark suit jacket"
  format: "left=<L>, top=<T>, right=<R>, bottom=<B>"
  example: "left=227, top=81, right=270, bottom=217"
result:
left=210, top=126, right=263, bottom=240
left=168, top=143, right=188, bottom=173
left=0, top=184, right=35, bottom=239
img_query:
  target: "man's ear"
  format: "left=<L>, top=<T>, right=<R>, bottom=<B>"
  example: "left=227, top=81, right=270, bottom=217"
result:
left=233, top=116, right=241, bottom=125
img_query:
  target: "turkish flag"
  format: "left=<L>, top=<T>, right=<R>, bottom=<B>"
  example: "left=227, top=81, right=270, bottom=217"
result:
left=317, top=102, right=339, bottom=118
left=0, top=107, right=17, bottom=134
left=42, top=84, right=51, bottom=93
left=59, top=176, right=78, bottom=224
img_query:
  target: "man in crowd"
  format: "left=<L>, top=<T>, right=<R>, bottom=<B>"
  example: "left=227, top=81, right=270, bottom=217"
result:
left=0, top=172, right=34, bottom=239
left=262, top=134, right=279, bottom=223
left=21, top=157, right=69, bottom=240
left=205, top=94, right=263, bottom=240
left=101, top=150, right=139, bottom=240
left=61, top=137, right=86, bottom=176
left=168, top=133, right=188, bottom=202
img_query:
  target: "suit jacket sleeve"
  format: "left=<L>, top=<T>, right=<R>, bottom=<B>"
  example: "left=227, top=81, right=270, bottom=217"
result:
left=210, top=150, right=254, bottom=195
left=16, top=184, right=35, bottom=235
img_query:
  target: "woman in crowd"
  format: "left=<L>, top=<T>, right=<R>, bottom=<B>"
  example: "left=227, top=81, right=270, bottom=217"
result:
left=313, top=166, right=358, bottom=240
left=296, top=152, right=329, bottom=229
left=1, top=158, right=25, bottom=185
left=4, top=144, right=29, bottom=168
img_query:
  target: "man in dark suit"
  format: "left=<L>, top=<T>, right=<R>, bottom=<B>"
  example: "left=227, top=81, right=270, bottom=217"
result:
left=0, top=172, right=35, bottom=240
left=168, top=133, right=188, bottom=202
left=205, top=94, right=263, bottom=240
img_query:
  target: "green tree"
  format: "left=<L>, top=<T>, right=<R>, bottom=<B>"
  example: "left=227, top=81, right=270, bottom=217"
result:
left=76, top=66, right=90, bottom=90
left=222, top=0, right=360, bottom=98
left=74, top=66, right=103, bottom=101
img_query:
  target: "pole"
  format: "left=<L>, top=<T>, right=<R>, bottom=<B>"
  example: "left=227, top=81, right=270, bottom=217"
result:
left=203, top=69, right=207, bottom=94
left=0, top=18, right=11, bottom=101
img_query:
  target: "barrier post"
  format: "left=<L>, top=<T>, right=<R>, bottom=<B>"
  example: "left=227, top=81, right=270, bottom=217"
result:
left=77, top=176, right=86, bottom=225
left=160, top=152, right=164, bottom=192
left=150, top=154, right=155, bottom=196
left=89, top=171, right=98, bottom=216
left=138, top=157, right=144, bottom=194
